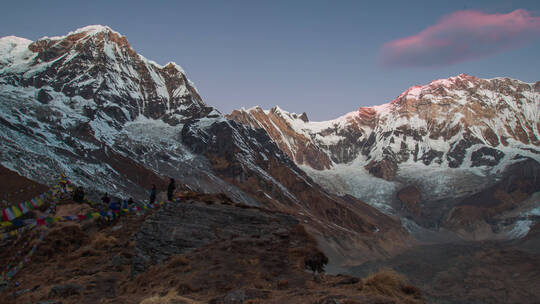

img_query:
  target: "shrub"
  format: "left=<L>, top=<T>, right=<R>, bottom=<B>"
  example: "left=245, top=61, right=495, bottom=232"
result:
left=363, top=269, right=406, bottom=297
left=304, top=251, right=328, bottom=274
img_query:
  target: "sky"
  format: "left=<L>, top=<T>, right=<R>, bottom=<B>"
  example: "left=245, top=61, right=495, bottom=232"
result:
left=1, top=0, right=539, bottom=121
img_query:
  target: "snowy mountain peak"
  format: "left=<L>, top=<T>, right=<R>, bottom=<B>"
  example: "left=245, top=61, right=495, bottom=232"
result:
left=270, top=105, right=285, bottom=114
left=72, top=24, right=119, bottom=35
left=163, top=61, right=185, bottom=74
left=43, top=25, right=123, bottom=41
left=390, top=73, right=538, bottom=110
left=0, top=25, right=208, bottom=124
left=0, top=35, right=32, bottom=47
left=32, top=24, right=131, bottom=55
left=0, top=36, right=33, bottom=66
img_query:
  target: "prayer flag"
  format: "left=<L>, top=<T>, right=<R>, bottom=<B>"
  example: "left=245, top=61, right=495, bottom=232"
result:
left=18, top=203, right=28, bottom=214
left=3, top=208, right=15, bottom=221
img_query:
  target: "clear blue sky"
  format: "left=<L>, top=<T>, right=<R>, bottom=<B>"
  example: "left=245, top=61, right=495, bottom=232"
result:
left=1, top=0, right=539, bottom=120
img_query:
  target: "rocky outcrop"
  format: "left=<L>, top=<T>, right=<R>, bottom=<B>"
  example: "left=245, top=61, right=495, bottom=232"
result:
left=132, top=200, right=299, bottom=275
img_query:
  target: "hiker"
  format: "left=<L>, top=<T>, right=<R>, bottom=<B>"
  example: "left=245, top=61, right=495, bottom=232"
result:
left=149, top=184, right=156, bottom=204
left=167, top=178, right=175, bottom=201
left=127, top=197, right=134, bottom=207
left=101, top=193, right=111, bottom=205
left=73, top=186, right=85, bottom=203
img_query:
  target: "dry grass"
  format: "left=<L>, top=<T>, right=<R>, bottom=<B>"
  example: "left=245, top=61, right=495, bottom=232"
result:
left=363, top=269, right=407, bottom=296
left=90, top=232, right=118, bottom=250
left=362, top=269, right=423, bottom=303
left=139, top=290, right=202, bottom=304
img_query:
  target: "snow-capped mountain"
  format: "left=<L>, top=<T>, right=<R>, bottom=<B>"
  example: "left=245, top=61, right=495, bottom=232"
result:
left=228, top=74, right=540, bottom=240
left=0, top=25, right=220, bottom=198
left=1, top=25, right=209, bottom=124
left=0, top=26, right=410, bottom=265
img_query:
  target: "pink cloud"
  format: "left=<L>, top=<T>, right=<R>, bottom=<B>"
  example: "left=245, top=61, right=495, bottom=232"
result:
left=381, top=9, right=540, bottom=67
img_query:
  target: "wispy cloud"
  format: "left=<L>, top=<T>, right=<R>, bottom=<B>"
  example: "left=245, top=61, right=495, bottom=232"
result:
left=381, top=9, right=540, bottom=67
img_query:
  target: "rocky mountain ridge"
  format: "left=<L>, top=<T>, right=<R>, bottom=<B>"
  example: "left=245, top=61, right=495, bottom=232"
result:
left=229, top=74, right=539, bottom=175
left=0, top=166, right=424, bottom=304
left=228, top=74, right=540, bottom=240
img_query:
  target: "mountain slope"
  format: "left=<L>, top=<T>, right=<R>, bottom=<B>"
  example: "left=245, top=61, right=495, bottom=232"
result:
left=228, top=74, right=540, bottom=240
left=0, top=191, right=424, bottom=304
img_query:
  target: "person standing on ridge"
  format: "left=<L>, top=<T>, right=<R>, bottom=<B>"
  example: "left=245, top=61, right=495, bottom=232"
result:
left=167, top=178, right=175, bottom=201
left=149, top=184, right=156, bottom=204
left=100, top=193, right=111, bottom=212
left=101, top=193, right=111, bottom=205
left=73, top=186, right=85, bottom=203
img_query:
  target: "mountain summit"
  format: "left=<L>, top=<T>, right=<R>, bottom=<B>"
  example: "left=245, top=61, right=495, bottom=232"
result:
left=1, top=25, right=207, bottom=125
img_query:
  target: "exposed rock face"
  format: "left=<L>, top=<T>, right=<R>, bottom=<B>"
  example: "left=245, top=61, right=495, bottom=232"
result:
left=132, top=200, right=299, bottom=275
left=229, top=106, right=333, bottom=170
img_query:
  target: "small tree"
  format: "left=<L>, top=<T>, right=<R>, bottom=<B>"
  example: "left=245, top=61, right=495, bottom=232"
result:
left=304, top=251, right=329, bottom=277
